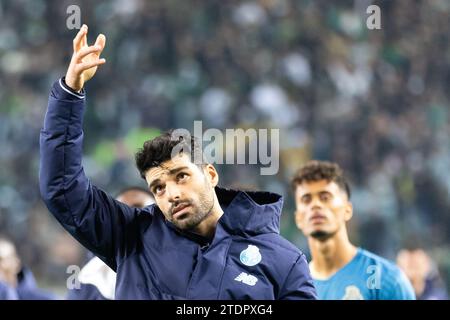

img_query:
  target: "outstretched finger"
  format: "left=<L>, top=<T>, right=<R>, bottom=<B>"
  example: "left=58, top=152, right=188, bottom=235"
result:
left=93, top=34, right=106, bottom=56
left=81, top=28, right=87, bottom=48
left=75, top=58, right=106, bottom=72
left=76, top=45, right=102, bottom=62
left=73, top=24, right=88, bottom=52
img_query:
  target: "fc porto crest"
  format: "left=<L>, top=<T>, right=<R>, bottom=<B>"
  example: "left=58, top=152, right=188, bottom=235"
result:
left=239, top=245, right=262, bottom=266
left=342, top=285, right=364, bottom=300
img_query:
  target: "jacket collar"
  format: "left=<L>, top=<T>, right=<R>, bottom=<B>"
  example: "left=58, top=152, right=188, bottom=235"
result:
left=158, top=186, right=284, bottom=242
left=215, top=186, right=283, bottom=237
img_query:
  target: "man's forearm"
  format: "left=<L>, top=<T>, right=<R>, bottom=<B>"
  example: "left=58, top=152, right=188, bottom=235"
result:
left=42, top=77, right=86, bottom=134
left=39, top=77, right=90, bottom=226
left=40, top=77, right=86, bottom=196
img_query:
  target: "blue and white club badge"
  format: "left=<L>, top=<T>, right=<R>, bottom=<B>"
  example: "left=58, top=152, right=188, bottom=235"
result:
left=240, top=245, right=262, bottom=267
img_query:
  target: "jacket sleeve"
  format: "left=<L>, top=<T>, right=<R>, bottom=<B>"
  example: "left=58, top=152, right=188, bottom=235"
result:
left=39, top=78, right=152, bottom=271
left=278, top=253, right=317, bottom=300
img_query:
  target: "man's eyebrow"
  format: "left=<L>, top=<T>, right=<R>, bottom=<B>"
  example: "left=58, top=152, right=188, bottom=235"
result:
left=168, top=166, right=189, bottom=175
left=298, top=192, right=311, bottom=198
left=147, top=166, right=190, bottom=190
left=148, top=178, right=161, bottom=191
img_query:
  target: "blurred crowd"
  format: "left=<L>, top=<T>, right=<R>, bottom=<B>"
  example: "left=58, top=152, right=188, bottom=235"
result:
left=0, top=0, right=449, bottom=296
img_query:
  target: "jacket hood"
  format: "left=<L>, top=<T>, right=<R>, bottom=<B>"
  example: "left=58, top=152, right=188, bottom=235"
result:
left=215, top=186, right=283, bottom=236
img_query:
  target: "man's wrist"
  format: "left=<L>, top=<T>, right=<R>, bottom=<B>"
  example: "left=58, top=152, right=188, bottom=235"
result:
left=60, top=77, right=85, bottom=99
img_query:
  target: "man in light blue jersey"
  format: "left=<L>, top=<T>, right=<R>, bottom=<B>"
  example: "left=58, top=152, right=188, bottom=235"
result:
left=291, top=160, right=415, bottom=300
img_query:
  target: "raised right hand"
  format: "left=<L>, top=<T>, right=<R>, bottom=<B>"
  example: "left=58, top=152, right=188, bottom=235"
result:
left=65, top=24, right=106, bottom=92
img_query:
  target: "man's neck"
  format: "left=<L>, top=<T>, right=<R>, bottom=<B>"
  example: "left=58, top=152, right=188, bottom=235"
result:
left=308, top=228, right=357, bottom=280
left=193, top=197, right=224, bottom=240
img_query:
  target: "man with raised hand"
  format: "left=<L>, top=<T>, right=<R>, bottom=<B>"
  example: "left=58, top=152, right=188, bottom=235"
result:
left=39, top=24, right=317, bottom=300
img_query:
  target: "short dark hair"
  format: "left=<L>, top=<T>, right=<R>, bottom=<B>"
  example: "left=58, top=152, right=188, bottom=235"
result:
left=135, top=130, right=204, bottom=179
left=291, top=160, right=351, bottom=198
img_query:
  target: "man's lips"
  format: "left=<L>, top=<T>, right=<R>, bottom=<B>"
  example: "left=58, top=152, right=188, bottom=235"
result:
left=309, top=212, right=327, bottom=222
left=172, top=203, right=191, bottom=218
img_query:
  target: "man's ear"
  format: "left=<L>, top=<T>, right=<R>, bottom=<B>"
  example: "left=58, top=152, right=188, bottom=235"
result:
left=204, top=164, right=219, bottom=187
left=295, top=209, right=304, bottom=231
left=344, top=201, right=353, bottom=222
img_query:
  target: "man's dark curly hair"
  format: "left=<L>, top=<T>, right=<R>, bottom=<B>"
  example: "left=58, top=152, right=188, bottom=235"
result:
left=291, top=160, right=351, bottom=198
left=135, top=130, right=204, bottom=179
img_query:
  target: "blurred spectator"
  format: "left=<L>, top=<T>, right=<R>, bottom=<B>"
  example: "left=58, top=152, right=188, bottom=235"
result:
left=0, top=236, right=56, bottom=299
left=397, top=248, right=448, bottom=300
left=0, top=237, right=19, bottom=300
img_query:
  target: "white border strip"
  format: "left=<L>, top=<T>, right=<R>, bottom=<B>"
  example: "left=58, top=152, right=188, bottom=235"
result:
left=59, top=78, right=85, bottom=99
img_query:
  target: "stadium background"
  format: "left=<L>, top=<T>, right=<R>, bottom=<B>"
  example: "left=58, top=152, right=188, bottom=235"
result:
left=0, top=0, right=449, bottom=296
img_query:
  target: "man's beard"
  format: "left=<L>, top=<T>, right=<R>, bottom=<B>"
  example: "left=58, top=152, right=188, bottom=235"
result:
left=171, top=188, right=215, bottom=231
left=310, top=229, right=338, bottom=241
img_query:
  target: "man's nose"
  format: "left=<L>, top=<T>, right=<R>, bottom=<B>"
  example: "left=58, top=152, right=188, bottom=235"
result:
left=166, top=182, right=182, bottom=203
left=309, top=196, right=323, bottom=210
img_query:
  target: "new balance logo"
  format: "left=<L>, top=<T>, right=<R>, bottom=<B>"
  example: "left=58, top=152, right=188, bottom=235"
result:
left=234, top=272, right=258, bottom=286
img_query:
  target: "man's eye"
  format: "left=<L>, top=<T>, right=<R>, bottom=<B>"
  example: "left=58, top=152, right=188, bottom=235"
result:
left=177, top=173, right=188, bottom=181
left=154, top=186, right=164, bottom=195
left=301, top=196, right=311, bottom=203
left=320, top=193, right=330, bottom=201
